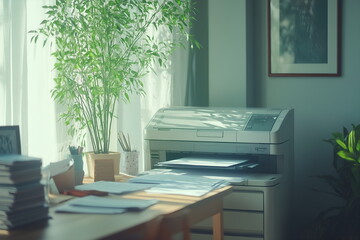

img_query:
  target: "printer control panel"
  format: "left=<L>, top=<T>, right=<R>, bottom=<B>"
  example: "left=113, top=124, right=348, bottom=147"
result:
left=245, top=114, right=278, bottom=131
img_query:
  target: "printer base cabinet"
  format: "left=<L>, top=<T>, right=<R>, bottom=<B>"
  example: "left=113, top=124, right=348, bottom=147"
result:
left=191, top=183, right=289, bottom=240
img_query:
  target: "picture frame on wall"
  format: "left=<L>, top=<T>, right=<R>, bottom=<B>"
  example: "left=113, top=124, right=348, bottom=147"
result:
left=268, top=0, right=341, bottom=77
left=0, top=126, right=21, bottom=155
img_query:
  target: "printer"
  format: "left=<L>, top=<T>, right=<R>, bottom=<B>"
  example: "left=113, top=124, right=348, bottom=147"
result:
left=144, top=107, right=294, bottom=240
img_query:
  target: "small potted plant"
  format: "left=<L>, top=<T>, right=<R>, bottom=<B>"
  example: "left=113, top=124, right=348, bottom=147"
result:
left=308, top=125, right=360, bottom=240
left=118, top=132, right=139, bottom=176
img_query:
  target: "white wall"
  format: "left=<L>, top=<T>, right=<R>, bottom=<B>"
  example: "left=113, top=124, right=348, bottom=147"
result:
left=208, top=0, right=248, bottom=107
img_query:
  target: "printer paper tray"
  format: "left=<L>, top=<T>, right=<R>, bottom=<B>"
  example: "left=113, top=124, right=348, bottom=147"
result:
left=146, top=168, right=282, bottom=187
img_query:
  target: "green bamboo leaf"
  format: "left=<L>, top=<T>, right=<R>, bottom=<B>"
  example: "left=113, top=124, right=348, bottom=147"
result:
left=348, top=131, right=356, bottom=154
left=46, top=10, right=56, bottom=15
left=337, top=150, right=356, bottom=162
left=336, top=139, right=347, bottom=150
left=40, top=19, right=49, bottom=25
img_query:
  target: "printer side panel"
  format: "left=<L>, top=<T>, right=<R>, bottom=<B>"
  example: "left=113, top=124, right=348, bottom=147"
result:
left=270, top=109, right=294, bottom=145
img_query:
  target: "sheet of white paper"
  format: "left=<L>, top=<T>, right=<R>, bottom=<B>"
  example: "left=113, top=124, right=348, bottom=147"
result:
left=55, top=204, right=126, bottom=214
left=159, top=156, right=248, bottom=168
left=48, top=158, right=73, bottom=177
left=55, top=195, right=158, bottom=214
left=68, top=196, right=158, bottom=210
left=145, top=183, right=215, bottom=197
left=146, top=187, right=211, bottom=197
left=75, top=181, right=154, bottom=194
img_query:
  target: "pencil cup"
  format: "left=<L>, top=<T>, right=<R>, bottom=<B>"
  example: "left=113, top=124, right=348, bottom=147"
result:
left=71, top=154, right=84, bottom=185
left=120, top=151, right=139, bottom=176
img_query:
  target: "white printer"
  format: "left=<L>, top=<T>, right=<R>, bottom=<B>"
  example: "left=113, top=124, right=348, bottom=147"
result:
left=144, top=107, right=294, bottom=240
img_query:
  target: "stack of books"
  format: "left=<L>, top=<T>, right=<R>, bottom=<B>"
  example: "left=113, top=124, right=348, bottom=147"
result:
left=0, top=155, right=49, bottom=230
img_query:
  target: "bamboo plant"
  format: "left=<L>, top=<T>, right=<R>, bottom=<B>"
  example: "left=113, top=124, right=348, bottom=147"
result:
left=30, top=0, right=198, bottom=154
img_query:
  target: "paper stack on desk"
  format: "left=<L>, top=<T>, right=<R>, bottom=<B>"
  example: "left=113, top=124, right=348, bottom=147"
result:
left=55, top=196, right=158, bottom=214
left=128, top=172, right=229, bottom=196
left=0, top=155, right=49, bottom=230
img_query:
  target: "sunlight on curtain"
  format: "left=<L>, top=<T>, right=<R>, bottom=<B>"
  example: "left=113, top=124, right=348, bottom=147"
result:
left=117, top=25, right=190, bottom=172
left=0, top=0, right=29, bottom=149
left=0, top=0, right=69, bottom=165
left=0, top=1, right=13, bottom=125
left=26, top=0, right=69, bottom=164
left=0, top=0, right=9, bottom=125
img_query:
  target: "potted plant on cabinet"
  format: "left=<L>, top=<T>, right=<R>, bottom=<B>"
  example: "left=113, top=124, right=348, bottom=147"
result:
left=308, top=125, right=360, bottom=240
left=30, top=0, right=198, bottom=177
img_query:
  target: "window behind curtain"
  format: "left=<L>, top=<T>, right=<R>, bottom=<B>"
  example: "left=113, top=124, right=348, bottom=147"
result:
left=0, top=0, right=70, bottom=165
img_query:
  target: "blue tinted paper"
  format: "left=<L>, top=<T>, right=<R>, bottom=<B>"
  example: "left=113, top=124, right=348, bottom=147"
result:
left=75, top=181, right=153, bottom=194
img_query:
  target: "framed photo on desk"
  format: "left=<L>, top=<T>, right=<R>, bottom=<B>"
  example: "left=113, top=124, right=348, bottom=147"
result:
left=268, top=0, right=341, bottom=76
left=0, top=126, right=21, bottom=154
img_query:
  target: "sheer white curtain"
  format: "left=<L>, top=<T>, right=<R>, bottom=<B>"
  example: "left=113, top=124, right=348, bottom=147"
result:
left=0, top=0, right=190, bottom=169
left=0, top=0, right=28, bottom=139
left=0, top=0, right=69, bottom=165
left=117, top=30, right=190, bottom=172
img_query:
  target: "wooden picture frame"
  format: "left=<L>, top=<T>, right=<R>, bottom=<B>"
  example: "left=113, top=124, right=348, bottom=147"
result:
left=0, top=125, right=21, bottom=155
left=268, top=0, right=341, bottom=76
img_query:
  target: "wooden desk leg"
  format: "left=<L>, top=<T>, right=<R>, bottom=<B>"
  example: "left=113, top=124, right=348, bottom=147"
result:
left=212, top=210, right=224, bottom=240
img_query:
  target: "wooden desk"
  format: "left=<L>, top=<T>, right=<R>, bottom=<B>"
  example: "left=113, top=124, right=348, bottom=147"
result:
left=0, top=186, right=232, bottom=240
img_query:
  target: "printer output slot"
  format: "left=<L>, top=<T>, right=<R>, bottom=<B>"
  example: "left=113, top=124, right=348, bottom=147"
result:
left=151, top=151, right=278, bottom=174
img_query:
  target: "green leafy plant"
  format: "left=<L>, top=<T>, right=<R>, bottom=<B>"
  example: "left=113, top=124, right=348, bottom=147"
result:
left=324, top=125, right=360, bottom=202
left=310, top=125, right=360, bottom=240
left=29, top=0, right=198, bottom=154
